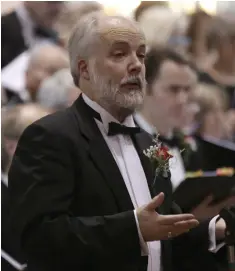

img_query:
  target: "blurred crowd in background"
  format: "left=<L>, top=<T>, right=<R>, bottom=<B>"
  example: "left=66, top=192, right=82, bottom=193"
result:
left=1, top=1, right=235, bottom=270
left=1, top=1, right=235, bottom=156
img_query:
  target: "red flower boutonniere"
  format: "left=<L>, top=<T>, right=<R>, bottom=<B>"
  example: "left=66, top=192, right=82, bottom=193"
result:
left=144, top=134, right=174, bottom=179
left=156, top=146, right=173, bottom=161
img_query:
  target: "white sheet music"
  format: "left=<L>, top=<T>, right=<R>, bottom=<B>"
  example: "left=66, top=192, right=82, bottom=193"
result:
left=1, top=40, right=53, bottom=94
left=1, top=51, right=29, bottom=94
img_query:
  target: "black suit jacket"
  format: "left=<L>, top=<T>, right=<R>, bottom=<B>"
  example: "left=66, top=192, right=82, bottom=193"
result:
left=8, top=96, right=211, bottom=271
left=2, top=181, right=27, bottom=271
left=1, top=11, right=27, bottom=69
left=1, top=10, right=60, bottom=69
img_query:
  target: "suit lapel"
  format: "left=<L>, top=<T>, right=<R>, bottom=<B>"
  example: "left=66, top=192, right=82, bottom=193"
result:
left=131, top=132, right=155, bottom=198
left=72, top=96, right=133, bottom=211
left=133, top=125, right=173, bottom=214
left=8, top=12, right=27, bottom=50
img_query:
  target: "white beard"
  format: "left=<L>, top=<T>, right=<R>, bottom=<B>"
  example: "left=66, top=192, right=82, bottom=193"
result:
left=89, top=64, right=146, bottom=111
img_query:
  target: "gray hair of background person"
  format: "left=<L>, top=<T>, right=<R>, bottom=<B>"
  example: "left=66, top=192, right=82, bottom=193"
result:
left=55, top=1, right=103, bottom=45
left=2, top=104, right=51, bottom=141
left=37, top=68, right=75, bottom=110
left=1, top=104, right=51, bottom=173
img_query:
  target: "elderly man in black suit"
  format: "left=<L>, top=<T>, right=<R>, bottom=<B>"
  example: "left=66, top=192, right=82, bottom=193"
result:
left=9, top=12, right=228, bottom=271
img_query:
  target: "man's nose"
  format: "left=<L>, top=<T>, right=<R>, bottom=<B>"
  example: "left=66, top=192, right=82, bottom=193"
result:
left=128, top=54, right=143, bottom=74
left=177, top=90, right=188, bottom=104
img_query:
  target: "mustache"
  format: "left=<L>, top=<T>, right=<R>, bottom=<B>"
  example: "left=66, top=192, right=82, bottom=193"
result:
left=120, top=76, right=145, bottom=88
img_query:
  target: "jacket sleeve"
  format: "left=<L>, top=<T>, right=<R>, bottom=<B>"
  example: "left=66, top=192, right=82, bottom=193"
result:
left=8, top=123, right=140, bottom=269
left=171, top=201, right=210, bottom=249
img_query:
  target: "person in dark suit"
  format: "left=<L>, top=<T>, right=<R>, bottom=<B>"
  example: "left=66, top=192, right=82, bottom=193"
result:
left=8, top=13, right=228, bottom=271
left=134, top=47, right=235, bottom=270
left=1, top=104, right=51, bottom=271
left=1, top=1, right=63, bottom=68
left=134, top=47, right=200, bottom=186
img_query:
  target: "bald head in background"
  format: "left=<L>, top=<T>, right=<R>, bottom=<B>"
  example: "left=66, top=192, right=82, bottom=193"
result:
left=25, top=44, right=69, bottom=101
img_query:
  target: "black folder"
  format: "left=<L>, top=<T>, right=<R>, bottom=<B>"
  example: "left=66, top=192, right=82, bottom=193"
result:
left=173, top=175, right=235, bottom=212
left=194, top=136, right=235, bottom=170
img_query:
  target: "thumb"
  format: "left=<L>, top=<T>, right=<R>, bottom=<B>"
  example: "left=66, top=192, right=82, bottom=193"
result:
left=146, top=192, right=165, bottom=211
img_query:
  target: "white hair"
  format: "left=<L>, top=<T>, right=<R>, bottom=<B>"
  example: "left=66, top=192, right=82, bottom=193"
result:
left=28, top=43, right=69, bottom=68
left=55, top=1, right=103, bottom=42
left=138, top=6, right=188, bottom=47
left=68, top=11, right=104, bottom=87
left=37, top=69, right=75, bottom=109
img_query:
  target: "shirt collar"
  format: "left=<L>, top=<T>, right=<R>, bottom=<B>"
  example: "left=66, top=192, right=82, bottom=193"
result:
left=82, top=93, right=136, bottom=134
left=134, top=112, right=173, bottom=139
left=134, top=112, right=155, bottom=135
left=1, top=172, right=8, bottom=187
left=16, top=4, right=36, bottom=47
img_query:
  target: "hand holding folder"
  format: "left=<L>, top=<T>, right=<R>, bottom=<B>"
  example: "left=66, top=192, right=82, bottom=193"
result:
left=173, top=169, right=235, bottom=219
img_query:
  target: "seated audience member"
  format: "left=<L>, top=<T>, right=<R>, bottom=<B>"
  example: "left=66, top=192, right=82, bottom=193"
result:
left=1, top=1, right=64, bottom=68
left=37, top=68, right=81, bottom=110
left=54, top=1, right=103, bottom=46
left=136, top=6, right=188, bottom=52
left=197, top=18, right=235, bottom=105
left=7, top=44, right=69, bottom=105
left=190, top=83, right=235, bottom=170
left=1, top=104, right=51, bottom=271
left=186, top=9, right=214, bottom=69
left=192, top=83, right=231, bottom=141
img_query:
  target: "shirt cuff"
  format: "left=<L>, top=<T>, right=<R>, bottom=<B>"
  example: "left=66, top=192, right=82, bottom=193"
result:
left=134, top=210, right=149, bottom=256
left=208, top=215, right=225, bottom=253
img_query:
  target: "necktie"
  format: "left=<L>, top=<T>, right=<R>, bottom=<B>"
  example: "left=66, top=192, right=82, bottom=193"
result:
left=108, top=122, right=140, bottom=136
left=34, top=26, right=59, bottom=42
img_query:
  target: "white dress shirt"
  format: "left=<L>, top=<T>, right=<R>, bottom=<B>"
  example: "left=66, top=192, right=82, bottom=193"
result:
left=83, top=94, right=161, bottom=271
left=134, top=112, right=225, bottom=252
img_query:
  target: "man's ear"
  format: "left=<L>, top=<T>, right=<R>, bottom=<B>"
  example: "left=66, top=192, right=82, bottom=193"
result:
left=78, top=60, right=90, bottom=81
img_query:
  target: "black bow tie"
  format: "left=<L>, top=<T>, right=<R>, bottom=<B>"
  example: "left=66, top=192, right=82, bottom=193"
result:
left=108, top=122, right=140, bottom=136
left=34, top=26, right=58, bottom=41
left=158, top=135, right=180, bottom=148
left=82, top=98, right=140, bottom=136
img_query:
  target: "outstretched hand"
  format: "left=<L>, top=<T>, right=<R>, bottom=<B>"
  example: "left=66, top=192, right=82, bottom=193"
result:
left=137, top=193, right=199, bottom=242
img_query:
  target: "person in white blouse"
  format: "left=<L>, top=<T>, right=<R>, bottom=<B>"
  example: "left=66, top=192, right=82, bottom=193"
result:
left=8, top=12, right=231, bottom=271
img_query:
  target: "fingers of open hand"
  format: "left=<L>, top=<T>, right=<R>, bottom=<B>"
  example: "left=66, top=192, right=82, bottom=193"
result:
left=161, top=219, right=199, bottom=239
left=158, top=213, right=195, bottom=225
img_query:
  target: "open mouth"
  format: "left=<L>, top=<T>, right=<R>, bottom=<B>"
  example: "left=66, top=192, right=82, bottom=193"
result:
left=121, top=79, right=141, bottom=89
